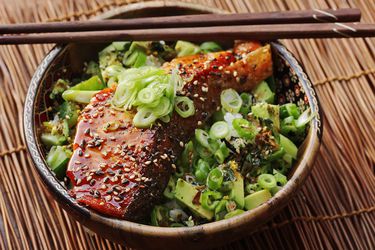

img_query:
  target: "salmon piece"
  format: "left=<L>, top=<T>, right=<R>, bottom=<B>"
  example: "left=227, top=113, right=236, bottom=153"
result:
left=66, top=42, right=272, bottom=221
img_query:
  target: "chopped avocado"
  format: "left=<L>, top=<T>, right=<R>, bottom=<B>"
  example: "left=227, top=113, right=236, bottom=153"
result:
left=279, top=134, right=298, bottom=159
left=251, top=103, right=280, bottom=132
left=41, top=133, right=66, bottom=147
left=150, top=205, right=169, bottom=226
left=244, top=189, right=272, bottom=210
left=229, top=171, right=245, bottom=209
left=174, top=179, right=213, bottom=220
left=46, top=146, right=72, bottom=178
left=163, top=177, right=176, bottom=199
left=58, top=101, right=79, bottom=128
left=252, top=81, right=275, bottom=104
left=70, top=75, right=105, bottom=91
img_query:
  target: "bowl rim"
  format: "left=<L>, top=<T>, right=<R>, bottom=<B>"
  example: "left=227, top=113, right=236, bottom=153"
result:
left=24, top=1, right=322, bottom=238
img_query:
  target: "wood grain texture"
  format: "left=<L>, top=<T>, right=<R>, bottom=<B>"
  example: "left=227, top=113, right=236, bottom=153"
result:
left=0, top=0, right=374, bottom=249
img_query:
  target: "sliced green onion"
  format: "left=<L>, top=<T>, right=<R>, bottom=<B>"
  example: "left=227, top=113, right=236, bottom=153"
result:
left=207, top=168, right=223, bottom=190
left=221, top=89, right=243, bottom=113
left=136, top=88, right=157, bottom=105
left=62, top=90, right=99, bottom=104
left=133, top=107, right=157, bottom=128
left=273, top=170, right=287, bottom=186
left=200, top=41, right=222, bottom=53
left=194, top=159, right=210, bottom=183
left=150, top=205, right=169, bottom=226
left=214, top=142, right=230, bottom=164
left=175, top=41, right=201, bottom=57
left=196, top=143, right=213, bottom=159
left=163, top=177, right=176, bottom=199
left=180, top=141, right=195, bottom=170
left=214, top=200, right=227, bottom=215
left=279, top=134, right=298, bottom=159
left=257, top=174, right=277, bottom=190
left=174, top=96, right=195, bottom=118
left=70, top=75, right=105, bottom=91
left=296, top=107, right=313, bottom=128
left=244, top=190, right=272, bottom=210
left=224, top=209, right=244, bottom=219
left=195, top=129, right=210, bottom=148
left=232, top=118, right=258, bottom=139
left=152, top=97, right=171, bottom=117
left=209, top=121, right=229, bottom=139
left=41, top=134, right=66, bottom=147
left=280, top=103, right=300, bottom=119
left=267, top=147, right=285, bottom=161
left=200, top=190, right=222, bottom=210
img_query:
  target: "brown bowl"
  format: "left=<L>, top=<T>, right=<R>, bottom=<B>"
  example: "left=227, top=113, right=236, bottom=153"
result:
left=24, top=2, right=322, bottom=249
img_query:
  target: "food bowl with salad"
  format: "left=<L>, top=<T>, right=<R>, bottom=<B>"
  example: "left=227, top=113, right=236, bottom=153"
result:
left=24, top=2, right=322, bottom=249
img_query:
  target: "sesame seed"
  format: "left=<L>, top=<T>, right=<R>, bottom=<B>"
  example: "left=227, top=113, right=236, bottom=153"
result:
left=100, top=184, right=107, bottom=189
left=225, top=70, right=230, bottom=74
left=236, top=77, right=240, bottom=83
left=65, top=115, right=70, bottom=120
left=199, top=97, right=205, bottom=102
left=135, top=178, right=141, bottom=182
left=233, top=71, right=238, bottom=77
left=114, top=197, right=122, bottom=201
left=172, top=164, right=176, bottom=169
left=76, top=179, right=82, bottom=185
left=88, top=119, right=93, bottom=124
left=179, top=141, right=184, bottom=147
left=99, top=202, right=104, bottom=205
left=87, top=176, right=92, bottom=182
left=193, top=80, right=198, bottom=85
left=92, top=113, right=98, bottom=118
left=198, top=121, right=203, bottom=126
left=75, top=161, right=81, bottom=165
left=145, top=161, right=151, bottom=165
left=193, top=93, right=199, bottom=97
left=218, top=66, right=223, bottom=70
left=201, top=86, right=208, bottom=92
left=105, top=195, right=112, bottom=201
left=84, top=153, right=91, bottom=158
left=160, top=154, right=167, bottom=160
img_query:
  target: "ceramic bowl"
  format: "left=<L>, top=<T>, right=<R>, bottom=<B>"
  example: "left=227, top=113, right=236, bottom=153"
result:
left=24, top=2, right=322, bottom=249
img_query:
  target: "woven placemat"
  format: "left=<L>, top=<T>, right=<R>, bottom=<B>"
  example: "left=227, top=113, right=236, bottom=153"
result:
left=0, top=0, right=374, bottom=249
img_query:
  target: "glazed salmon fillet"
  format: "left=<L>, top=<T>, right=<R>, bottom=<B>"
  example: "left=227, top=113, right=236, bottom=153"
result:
left=66, top=42, right=272, bottom=221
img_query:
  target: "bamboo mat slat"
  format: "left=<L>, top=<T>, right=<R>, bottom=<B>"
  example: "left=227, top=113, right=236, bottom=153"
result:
left=0, top=0, right=374, bottom=249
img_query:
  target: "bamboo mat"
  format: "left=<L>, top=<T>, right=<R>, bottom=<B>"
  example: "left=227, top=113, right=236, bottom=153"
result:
left=0, top=0, right=374, bottom=249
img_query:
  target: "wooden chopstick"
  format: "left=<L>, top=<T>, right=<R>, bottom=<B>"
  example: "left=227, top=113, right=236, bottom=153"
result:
left=0, top=23, right=374, bottom=44
left=0, top=8, right=361, bottom=34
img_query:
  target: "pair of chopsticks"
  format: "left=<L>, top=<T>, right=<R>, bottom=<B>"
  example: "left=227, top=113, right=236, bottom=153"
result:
left=0, top=8, right=373, bottom=44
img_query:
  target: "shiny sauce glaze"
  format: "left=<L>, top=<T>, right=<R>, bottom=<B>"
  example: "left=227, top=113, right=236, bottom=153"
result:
left=67, top=41, right=273, bottom=221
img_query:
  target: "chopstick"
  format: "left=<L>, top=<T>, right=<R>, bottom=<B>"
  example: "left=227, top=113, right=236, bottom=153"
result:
left=0, top=23, right=374, bottom=44
left=0, top=8, right=360, bottom=34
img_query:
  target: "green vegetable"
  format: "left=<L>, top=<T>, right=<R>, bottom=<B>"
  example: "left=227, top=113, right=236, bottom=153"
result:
left=224, top=209, right=244, bottom=219
left=70, top=75, right=105, bottom=91
left=175, top=41, right=201, bottom=57
left=195, top=129, right=210, bottom=149
left=239, top=92, right=252, bottom=116
left=41, top=134, right=66, bottom=147
left=267, top=147, right=285, bottom=161
left=257, top=174, right=277, bottom=190
left=62, top=90, right=99, bottom=104
left=200, top=190, right=222, bottom=210
left=296, top=107, right=313, bottom=128
left=273, top=170, right=287, bottom=186
left=209, top=121, right=229, bottom=139
left=58, top=102, right=78, bottom=128
left=46, top=146, right=72, bottom=178
left=252, top=80, right=275, bottom=104
left=150, top=205, right=169, bottom=226
left=251, top=103, right=280, bottom=132
left=232, top=118, right=258, bottom=139
left=280, top=103, right=300, bottom=119
left=214, top=200, right=228, bottom=220
left=244, top=190, right=272, bottom=210
left=179, top=141, right=195, bottom=170
left=214, top=142, right=230, bottom=164
left=207, top=168, right=223, bottom=190
left=194, top=159, right=210, bottom=183
left=133, top=107, right=157, bottom=128
left=229, top=171, right=245, bottom=209
left=174, top=179, right=213, bottom=220
left=221, top=89, right=243, bottom=113
left=163, top=177, right=176, bottom=199
left=49, top=79, right=70, bottom=99
left=174, top=96, right=195, bottom=118
left=200, top=42, right=222, bottom=53
left=279, top=134, right=298, bottom=159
